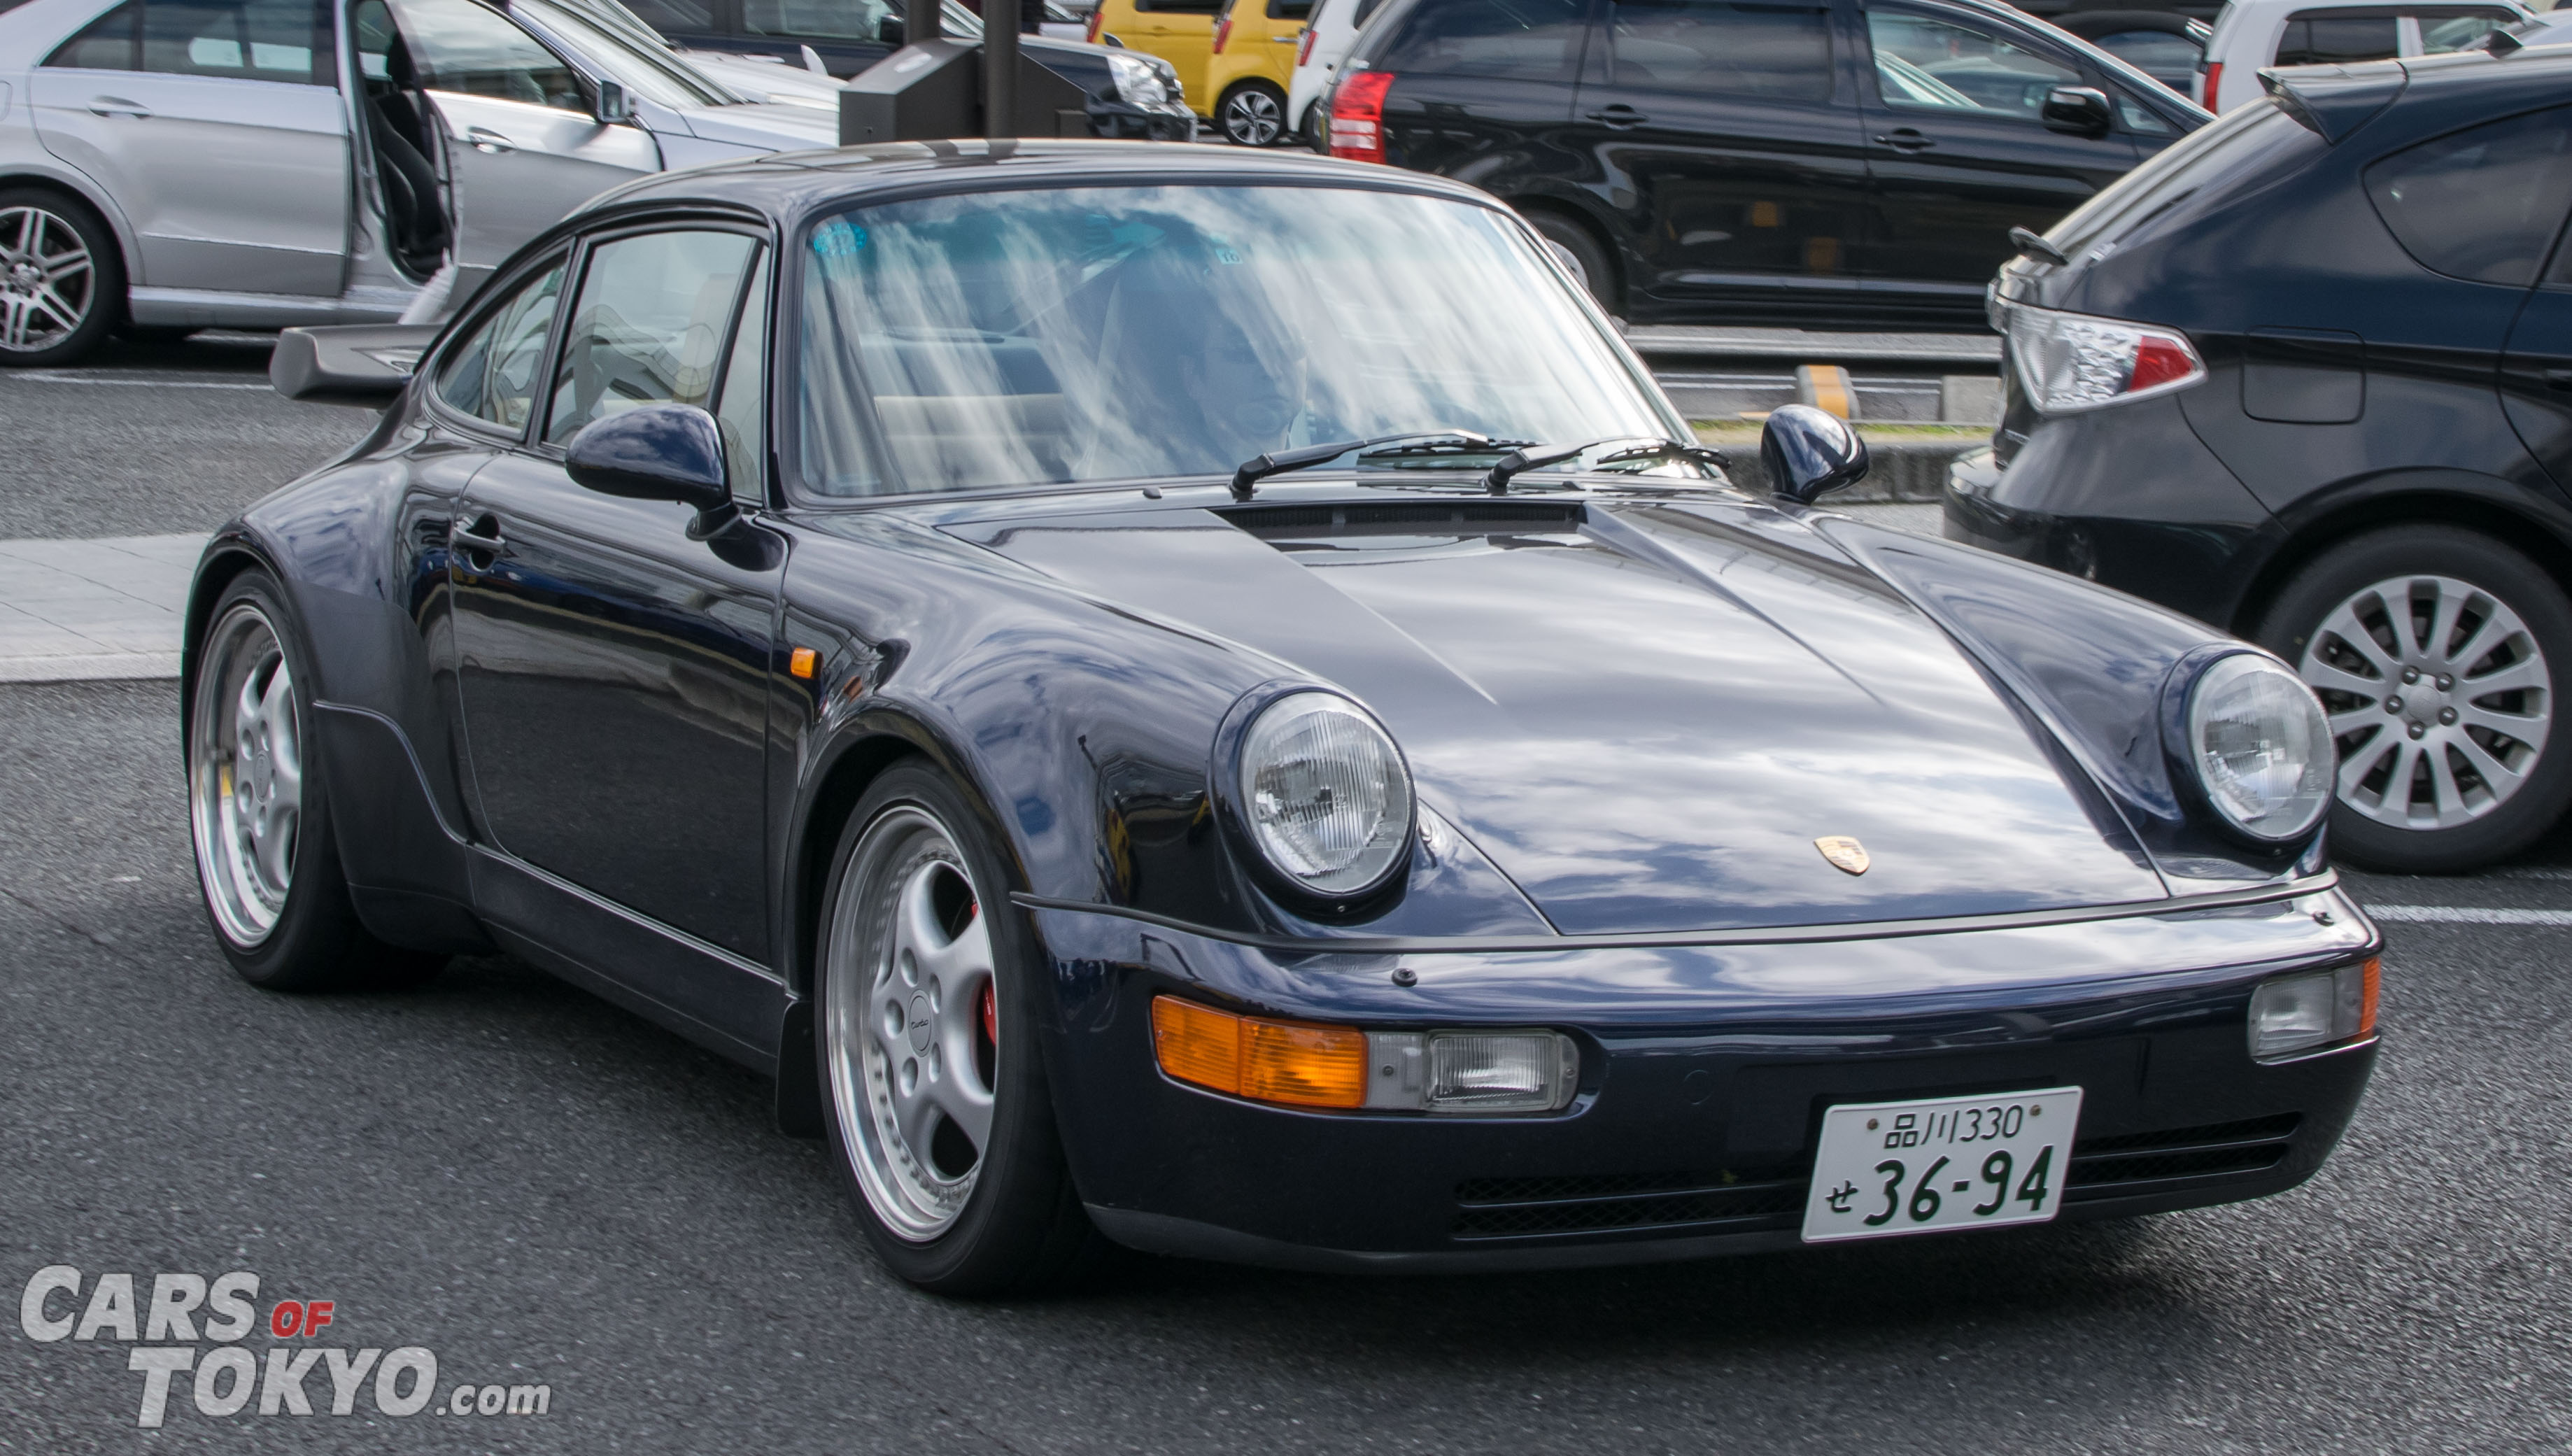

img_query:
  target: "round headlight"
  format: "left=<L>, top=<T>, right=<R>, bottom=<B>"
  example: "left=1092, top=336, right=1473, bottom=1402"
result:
left=1237, top=691, right=1414, bottom=896
left=2187, top=653, right=2333, bottom=842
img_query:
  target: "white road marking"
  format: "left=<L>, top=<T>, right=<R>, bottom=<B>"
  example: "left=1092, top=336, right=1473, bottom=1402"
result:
left=1, top=372, right=270, bottom=389
left=2363, top=905, right=2572, bottom=926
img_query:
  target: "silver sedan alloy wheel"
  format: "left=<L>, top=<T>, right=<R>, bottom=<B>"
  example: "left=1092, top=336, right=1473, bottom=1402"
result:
left=190, top=604, right=304, bottom=946
left=824, top=805, right=1001, bottom=1241
left=0, top=204, right=95, bottom=355
left=1222, top=87, right=1285, bottom=146
left=2297, top=572, right=2553, bottom=829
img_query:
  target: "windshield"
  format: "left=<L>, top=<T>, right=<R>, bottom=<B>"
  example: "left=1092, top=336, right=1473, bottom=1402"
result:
left=795, top=185, right=1682, bottom=497
left=514, top=0, right=742, bottom=105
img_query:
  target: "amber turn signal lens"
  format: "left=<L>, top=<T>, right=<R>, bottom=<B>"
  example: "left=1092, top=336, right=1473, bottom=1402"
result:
left=789, top=646, right=817, bottom=679
left=1152, top=996, right=1369, bottom=1109
left=2358, top=956, right=2380, bottom=1038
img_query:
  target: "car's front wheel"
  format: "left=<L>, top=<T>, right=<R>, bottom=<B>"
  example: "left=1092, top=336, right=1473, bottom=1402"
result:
left=2258, top=525, right=2572, bottom=872
left=0, top=189, right=119, bottom=367
left=816, top=762, right=1103, bottom=1294
left=1216, top=80, right=1289, bottom=146
left=188, top=570, right=446, bottom=989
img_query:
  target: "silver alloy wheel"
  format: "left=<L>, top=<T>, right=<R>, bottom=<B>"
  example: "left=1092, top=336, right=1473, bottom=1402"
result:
left=2296, top=572, right=2553, bottom=829
left=0, top=204, right=96, bottom=355
left=189, top=604, right=304, bottom=946
left=1223, top=87, right=1284, bottom=146
left=823, top=805, right=1000, bottom=1241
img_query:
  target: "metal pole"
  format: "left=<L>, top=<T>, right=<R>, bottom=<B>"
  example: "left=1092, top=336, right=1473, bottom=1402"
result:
left=983, top=0, right=1017, bottom=139
left=917, top=0, right=940, bottom=43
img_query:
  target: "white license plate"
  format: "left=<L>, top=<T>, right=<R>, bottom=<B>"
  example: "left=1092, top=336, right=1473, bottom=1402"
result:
left=1800, top=1087, right=2083, bottom=1243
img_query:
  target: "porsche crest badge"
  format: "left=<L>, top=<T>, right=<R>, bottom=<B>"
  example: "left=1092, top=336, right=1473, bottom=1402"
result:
left=1814, top=836, right=1870, bottom=875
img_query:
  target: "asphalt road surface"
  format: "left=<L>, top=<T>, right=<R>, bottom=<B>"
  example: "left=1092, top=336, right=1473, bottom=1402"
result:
left=3, top=339, right=2567, bottom=1455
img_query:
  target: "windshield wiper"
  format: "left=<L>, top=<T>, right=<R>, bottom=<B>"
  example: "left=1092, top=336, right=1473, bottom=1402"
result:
left=1229, top=430, right=1499, bottom=501
left=1480, top=436, right=1723, bottom=494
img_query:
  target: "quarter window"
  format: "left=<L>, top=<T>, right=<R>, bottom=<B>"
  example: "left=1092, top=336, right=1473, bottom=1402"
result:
left=2271, top=13, right=2396, bottom=64
left=1868, top=10, right=2077, bottom=120
left=545, top=230, right=762, bottom=446
left=1607, top=0, right=1831, bottom=102
left=436, top=257, right=568, bottom=430
left=1375, top=0, right=1590, bottom=80
left=2366, top=106, right=2572, bottom=288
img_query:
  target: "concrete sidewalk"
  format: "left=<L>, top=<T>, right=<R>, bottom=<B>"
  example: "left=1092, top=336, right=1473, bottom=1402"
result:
left=0, top=504, right=1947, bottom=684
left=0, top=535, right=202, bottom=682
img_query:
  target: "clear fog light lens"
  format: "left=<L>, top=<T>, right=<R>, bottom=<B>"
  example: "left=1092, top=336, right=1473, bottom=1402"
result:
left=2248, top=958, right=2379, bottom=1061
left=1365, top=1029, right=1579, bottom=1111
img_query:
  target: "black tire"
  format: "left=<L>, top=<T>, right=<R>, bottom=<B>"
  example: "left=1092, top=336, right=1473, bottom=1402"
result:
left=814, top=761, right=1106, bottom=1294
left=1216, top=79, right=1290, bottom=146
left=2255, top=525, right=2572, bottom=872
left=1522, top=207, right=1619, bottom=316
left=0, top=187, right=122, bottom=368
left=186, top=570, right=446, bottom=991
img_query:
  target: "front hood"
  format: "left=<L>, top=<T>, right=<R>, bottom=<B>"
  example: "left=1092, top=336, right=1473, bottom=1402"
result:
left=949, top=490, right=2165, bottom=936
left=672, top=101, right=843, bottom=150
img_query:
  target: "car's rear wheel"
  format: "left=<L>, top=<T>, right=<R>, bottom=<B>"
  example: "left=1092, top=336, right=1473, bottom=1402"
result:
left=2256, top=526, right=2572, bottom=872
left=0, top=189, right=118, bottom=368
left=1521, top=207, right=1619, bottom=317
left=816, top=761, right=1104, bottom=1294
left=1217, top=80, right=1289, bottom=146
left=188, top=570, right=446, bottom=989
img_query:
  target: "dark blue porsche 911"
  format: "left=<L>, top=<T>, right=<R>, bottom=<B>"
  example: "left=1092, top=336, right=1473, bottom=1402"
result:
left=192, top=141, right=2380, bottom=1293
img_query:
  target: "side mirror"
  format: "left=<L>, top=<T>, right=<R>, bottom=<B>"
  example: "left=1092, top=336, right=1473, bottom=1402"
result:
left=593, top=78, right=634, bottom=124
left=2041, top=85, right=2112, bottom=139
left=877, top=15, right=905, bottom=43
left=1760, top=403, right=1868, bottom=504
left=269, top=323, right=439, bottom=405
left=565, top=404, right=737, bottom=535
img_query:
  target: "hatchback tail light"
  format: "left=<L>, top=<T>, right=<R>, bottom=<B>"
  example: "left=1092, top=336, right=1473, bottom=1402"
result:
left=1085, top=6, right=1102, bottom=41
left=2000, top=301, right=2205, bottom=414
left=1213, top=14, right=1232, bottom=51
left=2200, top=60, right=2221, bottom=108
left=1296, top=23, right=1317, bottom=64
left=1328, top=69, right=1393, bottom=162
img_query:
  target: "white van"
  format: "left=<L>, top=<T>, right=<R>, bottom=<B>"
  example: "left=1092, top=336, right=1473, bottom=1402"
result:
left=2197, top=0, right=2531, bottom=110
left=1282, top=0, right=1389, bottom=147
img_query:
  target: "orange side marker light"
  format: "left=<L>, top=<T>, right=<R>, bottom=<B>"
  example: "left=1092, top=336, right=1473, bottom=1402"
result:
left=789, top=646, right=817, bottom=679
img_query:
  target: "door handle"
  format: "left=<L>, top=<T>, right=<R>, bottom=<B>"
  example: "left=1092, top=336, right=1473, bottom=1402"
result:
left=1874, top=128, right=1936, bottom=152
left=2543, top=368, right=2572, bottom=391
left=1585, top=104, right=1646, bottom=129
left=465, top=126, right=516, bottom=154
left=87, top=96, right=151, bottom=117
left=451, top=516, right=509, bottom=560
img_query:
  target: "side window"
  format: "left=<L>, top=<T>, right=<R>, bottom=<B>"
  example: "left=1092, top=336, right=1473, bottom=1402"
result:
left=141, top=0, right=330, bottom=82
left=545, top=230, right=761, bottom=446
left=1136, top=0, right=1224, bottom=13
left=435, top=256, right=568, bottom=430
left=2115, top=92, right=2172, bottom=135
left=1376, top=0, right=1590, bottom=80
left=2367, top=105, right=2572, bottom=288
left=45, top=2, right=141, bottom=68
left=2271, top=13, right=2396, bottom=64
left=1867, top=10, right=2077, bottom=120
left=1606, top=0, right=1830, bottom=101
left=622, top=0, right=717, bottom=29
left=742, top=0, right=893, bottom=38
left=1266, top=0, right=1312, bottom=18
left=383, top=0, right=585, bottom=110
left=2416, top=10, right=2511, bottom=53
left=715, top=253, right=771, bottom=502
left=1352, top=0, right=1387, bottom=24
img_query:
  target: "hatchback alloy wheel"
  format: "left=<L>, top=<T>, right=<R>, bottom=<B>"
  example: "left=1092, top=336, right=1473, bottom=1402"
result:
left=0, top=202, right=97, bottom=358
left=1220, top=83, right=1286, bottom=146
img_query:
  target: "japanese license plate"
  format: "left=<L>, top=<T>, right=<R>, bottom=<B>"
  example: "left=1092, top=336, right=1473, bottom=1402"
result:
left=1800, top=1087, right=2083, bottom=1243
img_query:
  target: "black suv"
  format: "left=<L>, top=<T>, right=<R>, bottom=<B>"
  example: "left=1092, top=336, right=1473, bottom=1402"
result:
left=1949, top=47, right=2572, bottom=872
left=1324, top=0, right=2202, bottom=325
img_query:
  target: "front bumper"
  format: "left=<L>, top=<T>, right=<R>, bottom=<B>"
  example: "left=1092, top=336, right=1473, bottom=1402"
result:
left=1028, top=886, right=2382, bottom=1271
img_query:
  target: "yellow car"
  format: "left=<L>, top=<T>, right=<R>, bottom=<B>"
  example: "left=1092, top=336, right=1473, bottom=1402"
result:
left=1087, top=0, right=1222, bottom=125
left=1203, top=0, right=1314, bottom=145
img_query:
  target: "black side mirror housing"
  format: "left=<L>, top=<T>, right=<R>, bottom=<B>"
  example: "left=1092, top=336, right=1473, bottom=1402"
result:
left=877, top=15, right=905, bottom=43
left=269, top=323, right=438, bottom=405
left=565, top=404, right=737, bottom=535
left=2041, top=85, right=2113, bottom=138
left=1760, top=403, right=1869, bottom=504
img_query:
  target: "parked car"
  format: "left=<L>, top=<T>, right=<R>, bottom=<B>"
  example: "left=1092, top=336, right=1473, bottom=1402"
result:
left=0, top=0, right=838, bottom=364
left=1283, top=0, right=1387, bottom=146
left=226, top=141, right=2377, bottom=1292
left=1201, top=0, right=1311, bottom=144
left=1322, top=0, right=2204, bottom=327
left=2054, top=8, right=2209, bottom=94
left=2195, top=0, right=2525, bottom=111
left=1084, top=0, right=1221, bottom=121
left=1949, top=46, right=2572, bottom=872
left=618, top=0, right=1154, bottom=83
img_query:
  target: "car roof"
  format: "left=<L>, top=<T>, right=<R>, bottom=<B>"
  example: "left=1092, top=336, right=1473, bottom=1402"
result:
left=572, top=139, right=1504, bottom=227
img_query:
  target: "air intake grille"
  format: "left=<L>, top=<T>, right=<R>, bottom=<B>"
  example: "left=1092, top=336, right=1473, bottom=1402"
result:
left=1226, top=501, right=1583, bottom=540
left=2065, top=1113, right=2301, bottom=1199
left=1451, top=1166, right=1805, bottom=1240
